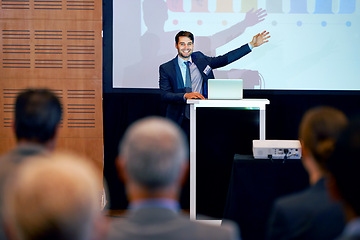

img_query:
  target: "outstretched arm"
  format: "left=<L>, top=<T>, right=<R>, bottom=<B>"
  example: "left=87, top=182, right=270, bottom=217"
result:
left=250, top=31, right=270, bottom=48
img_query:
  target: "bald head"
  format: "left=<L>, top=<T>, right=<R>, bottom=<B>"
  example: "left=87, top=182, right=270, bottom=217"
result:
left=3, top=153, right=101, bottom=240
left=119, top=117, right=188, bottom=191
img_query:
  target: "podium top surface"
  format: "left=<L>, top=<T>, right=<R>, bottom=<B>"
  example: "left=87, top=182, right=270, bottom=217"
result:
left=187, top=99, right=270, bottom=109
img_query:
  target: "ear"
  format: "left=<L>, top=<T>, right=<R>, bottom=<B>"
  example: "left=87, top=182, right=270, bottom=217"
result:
left=175, top=42, right=178, bottom=50
left=300, top=140, right=309, bottom=158
left=51, top=124, right=60, bottom=143
left=53, top=124, right=60, bottom=139
left=326, top=174, right=343, bottom=202
left=300, top=140, right=309, bottom=166
left=178, top=160, right=190, bottom=188
left=12, top=121, right=20, bottom=143
left=115, top=156, right=127, bottom=185
left=44, top=124, right=61, bottom=151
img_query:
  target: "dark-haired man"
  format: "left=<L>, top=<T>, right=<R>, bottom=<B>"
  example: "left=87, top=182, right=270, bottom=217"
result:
left=159, top=30, right=270, bottom=210
left=0, top=89, right=62, bottom=239
left=159, top=30, right=270, bottom=133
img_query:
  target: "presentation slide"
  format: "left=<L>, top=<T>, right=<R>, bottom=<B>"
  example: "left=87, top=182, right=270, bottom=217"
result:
left=113, top=0, right=360, bottom=90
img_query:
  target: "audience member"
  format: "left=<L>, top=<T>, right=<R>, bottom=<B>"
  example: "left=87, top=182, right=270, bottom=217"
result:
left=0, top=89, right=62, bottom=239
left=266, top=106, right=347, bottom=240
left=106, top=116, right=240, bottom=240
left=327, top=119, right=360, bottom=240
left=2, top=153, right=103, bottom=240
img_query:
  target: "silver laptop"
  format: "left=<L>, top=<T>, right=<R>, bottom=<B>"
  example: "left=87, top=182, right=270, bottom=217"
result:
left=207, top=79, right=243, bottom=100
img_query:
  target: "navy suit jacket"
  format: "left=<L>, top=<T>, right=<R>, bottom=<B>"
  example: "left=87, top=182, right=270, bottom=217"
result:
left=266, top=178, right=345, bottom=240
left=159, top=44, right=251, bottom=125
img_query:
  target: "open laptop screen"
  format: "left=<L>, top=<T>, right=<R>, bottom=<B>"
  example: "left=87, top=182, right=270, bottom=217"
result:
left=207, top=79, right=243, bottom=100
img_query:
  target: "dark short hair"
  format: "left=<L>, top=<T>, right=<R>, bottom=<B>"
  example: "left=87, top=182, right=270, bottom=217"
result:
left=175, top=31, right=194, bottom=44
left=15, top=89, right=62, bottom=143
left=327, top=118, right=360, bottom=216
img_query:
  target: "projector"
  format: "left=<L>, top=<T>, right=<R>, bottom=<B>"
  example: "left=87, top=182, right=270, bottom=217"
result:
left=253, top=140, right=302, bottom=159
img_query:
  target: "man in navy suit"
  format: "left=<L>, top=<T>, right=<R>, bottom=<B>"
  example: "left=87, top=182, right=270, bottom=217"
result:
left=159, top=30, right=270, bottom=132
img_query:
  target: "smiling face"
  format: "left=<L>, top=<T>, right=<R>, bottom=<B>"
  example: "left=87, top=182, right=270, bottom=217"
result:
left=175, top=36, right=194, bottom=61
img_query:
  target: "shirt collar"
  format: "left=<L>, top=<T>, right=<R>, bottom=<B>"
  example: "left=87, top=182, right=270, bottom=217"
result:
left=177, top=55, right=192, bottom=66
left=129, top=198, right=180, bottom=212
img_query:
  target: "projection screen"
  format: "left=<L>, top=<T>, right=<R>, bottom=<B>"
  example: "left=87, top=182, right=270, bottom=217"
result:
left=113, top=0, right=360, bottom=90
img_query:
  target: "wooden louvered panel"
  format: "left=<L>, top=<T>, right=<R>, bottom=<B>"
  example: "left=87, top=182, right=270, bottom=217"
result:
left=0, top=20, right=102, bottom=79
left=0, top=85, right=103, bottom=186
left=0, top=88, right=64, bottom=134
left=0, top=80, right=102, bottom=139
left=0, top=0, right=101, bottom=20
left=0, top=0, right=103, bottom=191
left=0, top=84, right=103, bottom=182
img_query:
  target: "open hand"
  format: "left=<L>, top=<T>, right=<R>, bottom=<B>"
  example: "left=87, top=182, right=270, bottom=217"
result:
left=250, top=31, right=270, bottom=48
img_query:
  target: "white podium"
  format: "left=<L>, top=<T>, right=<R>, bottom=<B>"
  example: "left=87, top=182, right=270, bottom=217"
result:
left=187, top=99, right=270, bottom=224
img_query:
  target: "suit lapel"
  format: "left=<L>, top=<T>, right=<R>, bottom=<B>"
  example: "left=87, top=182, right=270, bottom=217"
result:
left=171, top=57, right=185, bottom=90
